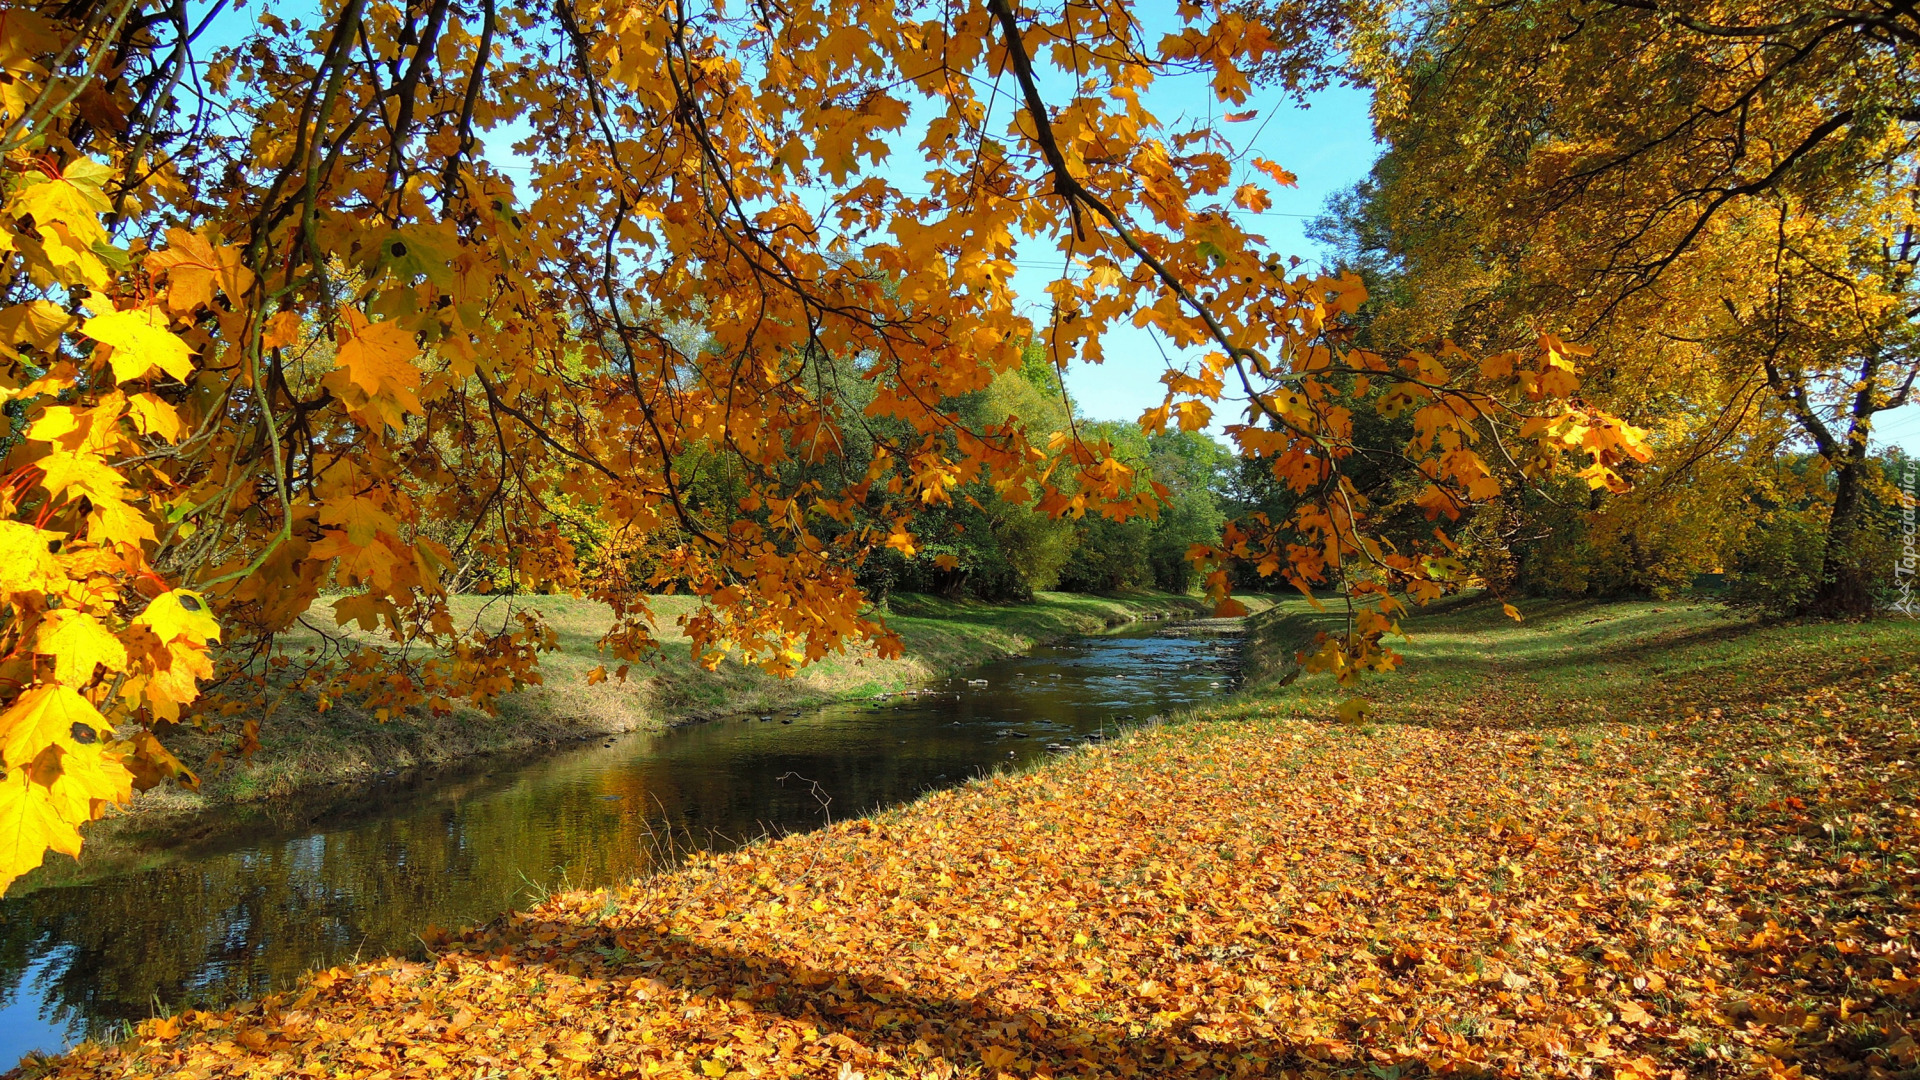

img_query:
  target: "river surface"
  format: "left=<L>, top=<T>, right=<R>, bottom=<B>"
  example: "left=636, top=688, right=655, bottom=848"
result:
left=0, top=620, right=1243, bottom=1066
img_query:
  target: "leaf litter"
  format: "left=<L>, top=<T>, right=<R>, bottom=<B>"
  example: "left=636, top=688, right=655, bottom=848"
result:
left=24, top=609, right=1920, bottom=1080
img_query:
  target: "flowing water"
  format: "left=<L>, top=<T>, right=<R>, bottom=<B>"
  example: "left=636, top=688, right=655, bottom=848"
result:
left=0, top=619, right=1244, bottom=1065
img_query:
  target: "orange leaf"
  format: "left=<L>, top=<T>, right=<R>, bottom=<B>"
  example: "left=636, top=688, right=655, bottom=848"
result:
left=1252, top=157, right=1297, bottom=187
left=334, top=310, right=422, bottom=408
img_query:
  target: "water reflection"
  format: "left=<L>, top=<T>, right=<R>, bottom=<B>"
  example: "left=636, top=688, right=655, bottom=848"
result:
left=0, top=622, right=1241, bottom=1065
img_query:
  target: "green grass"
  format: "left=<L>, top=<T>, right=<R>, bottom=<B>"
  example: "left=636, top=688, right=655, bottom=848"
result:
left=1219, top=591, right=1918, bottom=735
left=125, top=590, right=1232, bottom=821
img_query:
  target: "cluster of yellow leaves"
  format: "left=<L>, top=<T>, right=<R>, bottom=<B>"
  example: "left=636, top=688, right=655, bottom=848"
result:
left=40, top=614, right=1919, bottom=1080
left=0, top=156, right=226, bottom=888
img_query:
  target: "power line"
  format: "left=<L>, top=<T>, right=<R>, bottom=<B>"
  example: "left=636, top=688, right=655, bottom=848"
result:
left=481, top=164, right=1322, bottom=217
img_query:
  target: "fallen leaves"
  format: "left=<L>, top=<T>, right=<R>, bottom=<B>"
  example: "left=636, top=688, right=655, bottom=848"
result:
left=28, top=612, right=1920, bottom=1080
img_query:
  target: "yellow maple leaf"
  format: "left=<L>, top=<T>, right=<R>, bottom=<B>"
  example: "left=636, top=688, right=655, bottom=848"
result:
left=136, top=590, right=221, bottom=644
left=32, top=740, right=133, bottom=825
left=11, top=159, right=112, bottom=247
left=28, top=396, right=124, bottom=453
left=126, top=393, right=185, bottom=442
left=1614, top=1055, right=1659, bottom=1080
left=143, top=227, right=255, bottom=314
left=0, top=767, right=84, bottom=893
left=82, top=307, right=194, bottom=383
left=36, top=449, right=157, bottom=545
left=26, top=221, right=111, bottom=287
left=883, top=525, right=917, bottom=556
left=142, top=639, right=214, bottom=717
left=121, top=728, right=195, bottom=791
left=26, top=404, right=86, bottom=445
left=332, top=592, right=392, bottom=632
left=33, top=609, right=128, bottom=685
left=0, top=300, right=74, bottom=360
left=1175, top=400, right=1213, bottom=431
left=0, top=521, right=63, bottom=596
left=318, top=493, right=402, bottom=548
left=0, top=683, right=114, bottom=777
left=0, top=10, right=61, bottom=118
left=1252, top=157, right=1297, bottom=187
left=1579, top=462, right=1629, bottom=493
left=334, top=310, right=422, bottom=403
left=89, top=494, right=158, bottom=547
left=261, top=310, right=302, bottom=349
left=36, top=449, right=130, bottom=507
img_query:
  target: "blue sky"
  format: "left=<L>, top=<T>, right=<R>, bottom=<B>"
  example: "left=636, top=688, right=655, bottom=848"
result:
left=768, top=58, right=1386, bottom=434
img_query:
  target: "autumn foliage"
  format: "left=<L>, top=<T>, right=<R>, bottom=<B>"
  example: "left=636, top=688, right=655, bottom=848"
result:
left=1331, top=0, right=1920, bottom=614
left=0, top=0, right=1653, bottom=888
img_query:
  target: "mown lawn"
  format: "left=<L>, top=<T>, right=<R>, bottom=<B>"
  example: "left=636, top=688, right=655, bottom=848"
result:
left=31, top=597, right=1920, bottom=1079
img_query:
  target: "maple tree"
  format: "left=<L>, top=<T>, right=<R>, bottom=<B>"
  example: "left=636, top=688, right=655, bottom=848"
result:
left=0, top=0, right=1652, bottom=890
left=1339, top=0, right=1920, bottom=612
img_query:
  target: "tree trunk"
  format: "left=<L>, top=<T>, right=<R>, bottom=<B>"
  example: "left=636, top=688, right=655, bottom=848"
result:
left=1769, top=340, right=1908, bottom=620
left=1807, top=453, right=1875, bottom=617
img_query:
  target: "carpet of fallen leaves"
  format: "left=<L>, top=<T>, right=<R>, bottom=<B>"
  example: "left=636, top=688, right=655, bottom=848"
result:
left=24, top=619, right=1920, bottom=1080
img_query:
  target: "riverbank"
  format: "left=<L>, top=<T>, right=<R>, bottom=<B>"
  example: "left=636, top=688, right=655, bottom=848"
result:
left=25, top=596, right=1919, bottom=1079
left=121, top=590, right=1219, bottom=821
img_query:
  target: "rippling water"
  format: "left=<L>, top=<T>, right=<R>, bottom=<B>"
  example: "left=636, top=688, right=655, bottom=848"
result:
left=0, top=620, right=1243, bottom=1065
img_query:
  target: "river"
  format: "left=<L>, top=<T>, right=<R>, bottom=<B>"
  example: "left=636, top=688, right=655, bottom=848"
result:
left=0, top=619, right=1243, bottom=1066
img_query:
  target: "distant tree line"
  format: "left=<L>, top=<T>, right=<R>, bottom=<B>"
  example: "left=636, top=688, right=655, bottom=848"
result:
left=853, top=344, right=1236, bottom=603
left=495, top=339, right=1237, bottom=605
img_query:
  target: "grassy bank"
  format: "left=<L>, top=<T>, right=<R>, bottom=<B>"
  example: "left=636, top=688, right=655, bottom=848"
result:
left=32, top=596, right=1920, bottom=1079
left=1244, top=592, right=1912, bottom=727
left=135, top=590, right=1215, bottom=818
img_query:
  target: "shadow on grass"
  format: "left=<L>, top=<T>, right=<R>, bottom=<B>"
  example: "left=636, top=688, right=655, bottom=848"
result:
left=1367, top=596, right=1904, bottom=733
